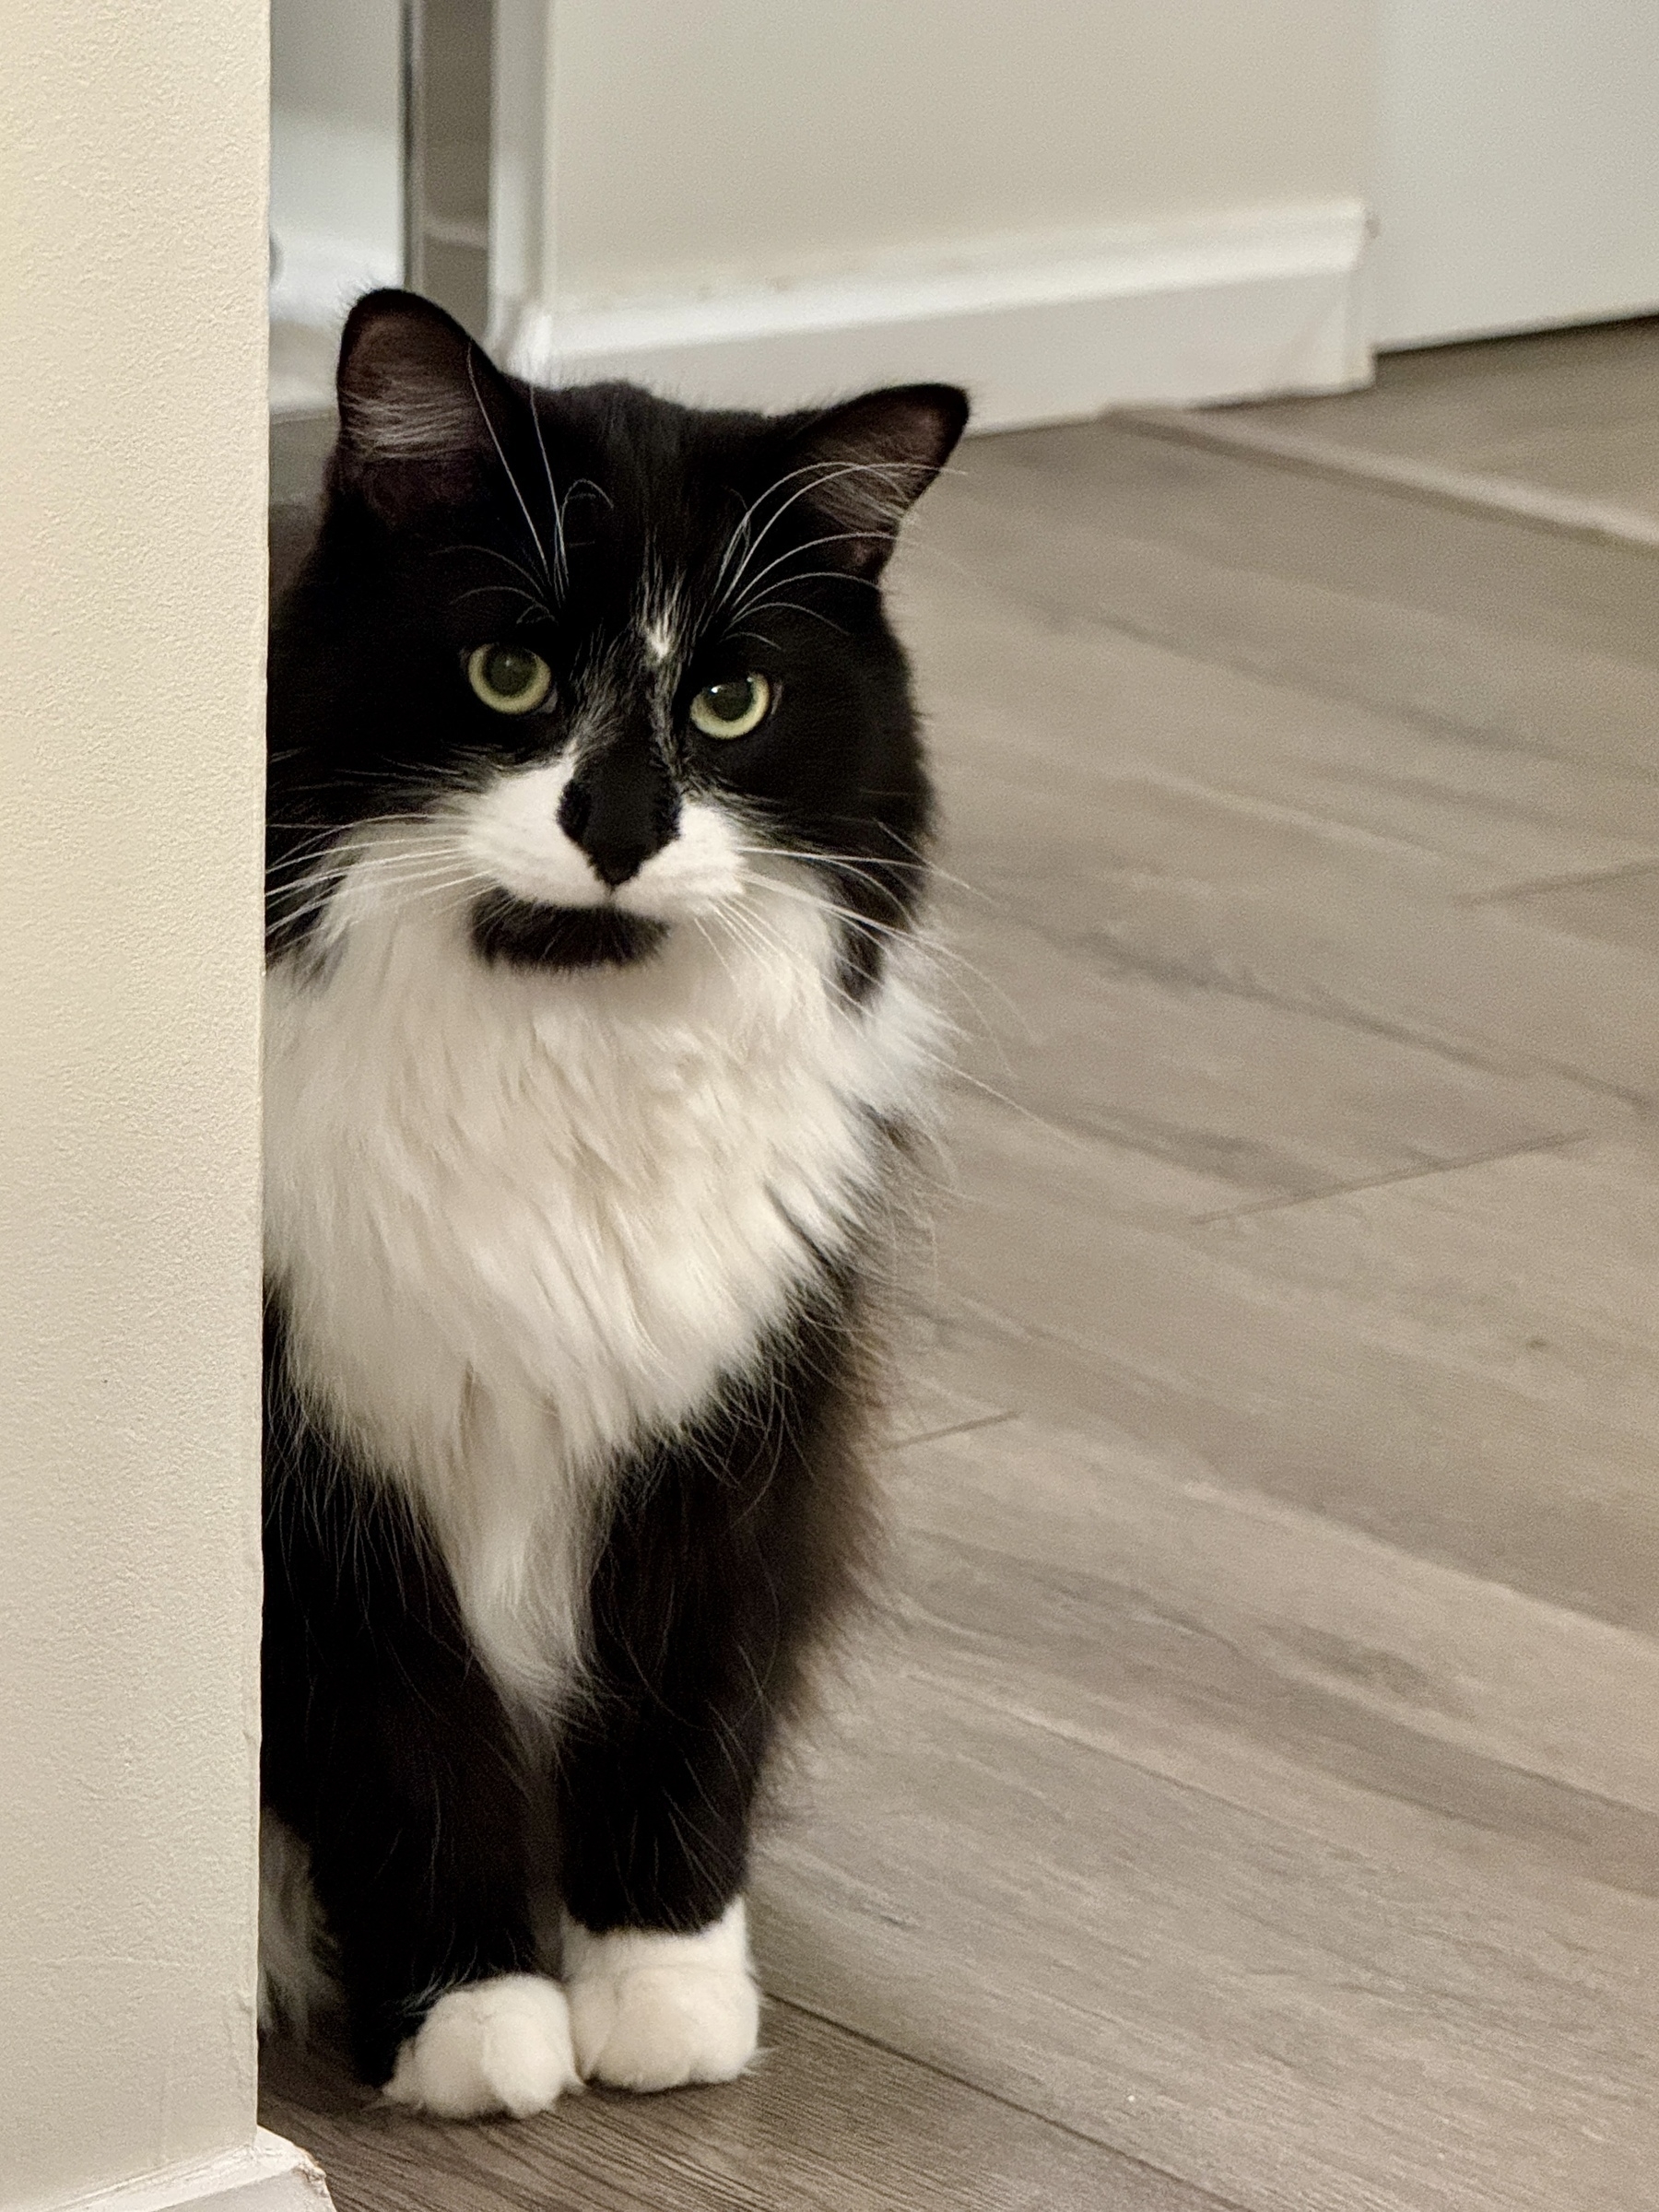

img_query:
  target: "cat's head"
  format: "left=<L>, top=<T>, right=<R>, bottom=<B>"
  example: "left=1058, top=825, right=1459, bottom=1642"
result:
left=268, top=289, right=966, bottom=998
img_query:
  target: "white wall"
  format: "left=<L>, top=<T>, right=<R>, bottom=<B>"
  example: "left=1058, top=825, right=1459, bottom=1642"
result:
left=1373, top=0, right=1659, bottom=347
left=0, top=4, right=276, bottom=2207
left=270, top=0, right=402, bottom=324
left=547, top=0, right=1371, bottom=301
left=518, top=0, right=1375, bottom=421
left=267, top=1, right=1376, bottom=422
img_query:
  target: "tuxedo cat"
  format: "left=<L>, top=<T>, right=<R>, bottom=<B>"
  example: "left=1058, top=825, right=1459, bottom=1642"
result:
left=259, top=289, right=966, bottom=2119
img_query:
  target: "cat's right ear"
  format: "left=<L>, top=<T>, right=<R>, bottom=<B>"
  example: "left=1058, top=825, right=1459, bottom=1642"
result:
left=333, top=289, right=510, bottom=519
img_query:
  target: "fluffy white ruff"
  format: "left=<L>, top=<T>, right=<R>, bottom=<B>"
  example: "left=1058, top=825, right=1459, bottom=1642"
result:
left=265, top=794, right=938, bottom=1709
left=564, top=1900, right=760, bottom=2091
left=385, top=1974, right=579, bottom=2118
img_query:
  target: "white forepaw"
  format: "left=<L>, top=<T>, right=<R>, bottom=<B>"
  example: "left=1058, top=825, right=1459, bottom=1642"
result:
left=384, top=1972, right=579, bottom=2119
left=564, top=1899, right=760, bottom=2092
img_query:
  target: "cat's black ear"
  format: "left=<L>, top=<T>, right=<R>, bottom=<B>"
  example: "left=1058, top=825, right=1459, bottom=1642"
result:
left=333, top=288, right=510, bottom=517
left=784, top=383, right=970, bottom=577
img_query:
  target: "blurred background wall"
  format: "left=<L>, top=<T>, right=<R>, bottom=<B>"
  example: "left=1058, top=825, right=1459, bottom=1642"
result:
left=270, top=0, right=401, bottom=319
left=1374, top=0, right=1659, bottom=347
left=544, top=0, right=1369, bottom=301
left=274, top=0, right=1373, bottom=420
left=523, top=0, right=1371, bottom=418
left=272, top=1, right=1659, bottom=424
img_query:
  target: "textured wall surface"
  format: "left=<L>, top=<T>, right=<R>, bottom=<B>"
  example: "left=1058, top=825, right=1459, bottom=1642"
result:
left=0, top=2, right=268, bottom=2201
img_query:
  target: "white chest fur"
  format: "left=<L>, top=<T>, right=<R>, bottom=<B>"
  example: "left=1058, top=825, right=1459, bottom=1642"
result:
left=264, top=873, right=934, bottom=1704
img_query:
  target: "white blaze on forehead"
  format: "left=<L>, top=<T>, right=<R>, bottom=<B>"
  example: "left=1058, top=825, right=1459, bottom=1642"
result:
left=641, top=617, right=675, bottom=666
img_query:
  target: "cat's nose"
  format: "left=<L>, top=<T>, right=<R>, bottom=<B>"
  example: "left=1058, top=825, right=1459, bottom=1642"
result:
left=558, top=753, right=679, bottom=888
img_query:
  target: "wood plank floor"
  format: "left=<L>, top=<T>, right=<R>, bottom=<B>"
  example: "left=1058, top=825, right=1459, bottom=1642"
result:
left=263, top=352, right=1659, bottom=2209
left=1147, top=317, right=1659, bottom=545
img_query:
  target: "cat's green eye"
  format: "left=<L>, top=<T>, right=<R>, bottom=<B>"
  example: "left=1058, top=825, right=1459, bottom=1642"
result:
left=688, top=674, right=771, bottom=741
left=467, top=642, right=553, bottom=715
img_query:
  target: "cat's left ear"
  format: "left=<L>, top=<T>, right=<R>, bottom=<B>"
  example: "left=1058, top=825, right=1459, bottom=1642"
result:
left=332, top=288, right=514, bottom=519
left=784, top=383, right=970, bottom=578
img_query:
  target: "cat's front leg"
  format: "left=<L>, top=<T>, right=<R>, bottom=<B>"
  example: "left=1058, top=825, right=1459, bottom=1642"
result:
left=275, top=1632, right=580, bottom=2118
left=263, top=1442, right=580, bottom=2118
left=553, top=1344, right=864, bottom=2092
left=554, top=1645, right=766, bottom=2089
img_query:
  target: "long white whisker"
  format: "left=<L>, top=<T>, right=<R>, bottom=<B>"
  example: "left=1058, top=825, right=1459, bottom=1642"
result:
left=740, top=871, right=1028, bottom=1036
left=713, top=462, right=913, bottom=612
left=528, top=388, right=568, bottom=595
left=466, top=346, right=551, bottom=584
left=451, top=582, right=554, bottom=620
left=741, top=869, right=912, bottom=934
left=268, top=811, right=470, bottom=840
left=729, top=845, right=929, bottom=874
left=268, top=820, right=470, bottom=855
left=687, top=912, right=752, bottom=996
left=707, top=461, right=860, bottom=605
left=709, top=900, right=804, bottom=985
left=274, top=862, right=488, bottom=909
left=768, top=813, right=993, bottom=906
left=726, top=532, right=885, bottom=618
left=266, top=835, right=477, bottom=891
left=735, top=570, right=881, bottom=610
left=728, top=600, right=847, bottom=639
left=440, top=543, right=550, bottom=596
left=274, top=864, right=494, bottom=932
left=563, top=475, right=613, bottom=512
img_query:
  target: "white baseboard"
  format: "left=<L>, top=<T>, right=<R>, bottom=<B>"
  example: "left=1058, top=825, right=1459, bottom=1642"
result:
left=505, top=203, right=1372, bottom=429
left=39, top=2131, right=333, bottom=2212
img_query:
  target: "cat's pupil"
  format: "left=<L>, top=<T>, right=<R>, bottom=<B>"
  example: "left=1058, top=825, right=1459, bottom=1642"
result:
left=704, top=680, right=755, bottom=720
left=485, top=647, right=540, bottom=697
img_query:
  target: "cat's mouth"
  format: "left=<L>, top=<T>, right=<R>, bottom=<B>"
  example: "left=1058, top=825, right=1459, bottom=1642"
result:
left=468, top=891, right=670, bottom=973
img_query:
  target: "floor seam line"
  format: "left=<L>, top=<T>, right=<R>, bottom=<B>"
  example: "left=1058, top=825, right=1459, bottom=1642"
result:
left=972, top=580, right=1659, bottom=789
left=1119, top=407, right=1659, bottom=557
left=946, top=477, right=1659, bottom=759
left=763, top=1993, right=1253, bottom=2211
left=888, top=1410, right=1019, bottom=1451
left=1188, top=1129, right=1594, bottom=1224
left=907, top=1662, right=1659, bottom=1912
left=1459, top=856, right=1659, bottom=904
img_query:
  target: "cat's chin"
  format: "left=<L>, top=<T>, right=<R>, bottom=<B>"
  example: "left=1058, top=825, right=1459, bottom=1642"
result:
left=469, top=891, right=670, bottom=973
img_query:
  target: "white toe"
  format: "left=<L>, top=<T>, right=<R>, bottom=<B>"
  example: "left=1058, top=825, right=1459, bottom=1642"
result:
left=384, top=1972, right=579, bottom=2119
left=564, top=1899, right=760, bottom=2092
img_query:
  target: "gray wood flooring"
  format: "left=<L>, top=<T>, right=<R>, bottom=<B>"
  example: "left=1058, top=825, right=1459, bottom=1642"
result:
left=262, top=336, right=1659, bottom=2209
left=1147, top=317, right=1659, bottom=546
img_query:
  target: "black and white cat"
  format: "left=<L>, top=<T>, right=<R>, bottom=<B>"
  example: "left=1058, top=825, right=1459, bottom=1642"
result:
left=258, top=290, right=966, bottom=2119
